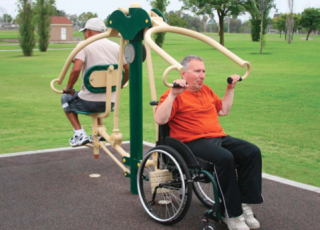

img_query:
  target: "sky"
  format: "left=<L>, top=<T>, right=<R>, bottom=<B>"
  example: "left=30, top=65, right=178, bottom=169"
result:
left=1, top=0, right=320, bottom=22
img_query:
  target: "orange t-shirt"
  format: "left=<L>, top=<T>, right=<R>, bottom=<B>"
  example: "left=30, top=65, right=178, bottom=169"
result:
left=158, top=84, right=227, bottom=143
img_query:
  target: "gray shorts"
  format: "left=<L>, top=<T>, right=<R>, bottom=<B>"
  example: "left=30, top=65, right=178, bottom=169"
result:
left=61, top=92, right=112, bottom=114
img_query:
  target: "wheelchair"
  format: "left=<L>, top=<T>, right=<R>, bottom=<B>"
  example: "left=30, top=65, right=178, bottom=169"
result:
left=137, top=103, right=227, bottom=230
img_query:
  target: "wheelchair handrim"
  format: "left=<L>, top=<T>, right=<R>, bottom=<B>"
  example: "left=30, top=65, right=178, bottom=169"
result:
left=137, top=149, right=187, bottom=223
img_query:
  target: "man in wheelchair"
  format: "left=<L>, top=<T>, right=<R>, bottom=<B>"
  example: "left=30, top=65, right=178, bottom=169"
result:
left=154, top=55, right=263, bottom=230
left=61, top=18, right=129, bottom=147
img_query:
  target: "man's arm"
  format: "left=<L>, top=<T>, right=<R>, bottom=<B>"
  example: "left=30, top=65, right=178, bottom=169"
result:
left=218, top=74, right=241, bottom=116
left=63, top=59, right=83, bottom=95
left=122, top=63, right=129, bottom=88
left=154, top=79, right=188, bottom=125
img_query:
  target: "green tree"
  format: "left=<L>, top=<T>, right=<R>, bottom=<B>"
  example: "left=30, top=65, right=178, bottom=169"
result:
left=272, top=14, right=286, bottom=37
left=165, top=11, right=188, bottom=28
left=287, top=13, right=301, bottom=40
left=300, top=7, right=320, bottom=41
left=149, top=0, right=169, bottom=48
left=182, top=13, right=202, bottom=31
left=239, top=19, right=251, bottom=33
left=238, top=0, right=275, bottom=42
left=34, top=0, right=55, bottom=52
left=229, top=17, right=242, bottom=33
left=52, top=6, right=66, bottom=16
left=68, top=14, right=78, bottom=26
left=17, top=0, right=36, bottom=56
left=2, top=14, right=13, bottom=23
left=257, top=0, right=275, bottom=53
left=104, top=14, right=111, bottom=27
left=201, top=15, right=208, bottom=32
left=180, top=0, right=243, bottom=46
left=78, top=12, right=98, bottom=27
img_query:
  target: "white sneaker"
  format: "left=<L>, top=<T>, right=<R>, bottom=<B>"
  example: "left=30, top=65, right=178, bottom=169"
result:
left=88, top=135, right=105, bottom=143
left=242, top=204, right=260, bottom=229
left=222, top=214, right=250, bottom=230
left=69, top=133, right=89, bottom=146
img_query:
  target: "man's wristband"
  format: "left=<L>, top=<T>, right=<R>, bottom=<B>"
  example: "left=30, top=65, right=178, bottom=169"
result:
left=65, top=86, right=74, bottom=92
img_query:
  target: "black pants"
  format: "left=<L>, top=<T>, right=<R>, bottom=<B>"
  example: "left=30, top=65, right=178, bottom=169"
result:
left=185, top=136, right=263, bottom=217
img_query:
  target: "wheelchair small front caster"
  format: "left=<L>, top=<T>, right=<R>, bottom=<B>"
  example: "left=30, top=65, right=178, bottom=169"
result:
left=202, top=222, right=216, bottom=230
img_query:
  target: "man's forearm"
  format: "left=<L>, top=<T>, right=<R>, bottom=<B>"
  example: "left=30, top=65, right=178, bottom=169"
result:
left=67, top=70, right=80, bottom=89
left=154, top=93, right=176, bottom=125
left=122, top=63, right=129, bottom=87
left=219, top=87, right=234, bottom=116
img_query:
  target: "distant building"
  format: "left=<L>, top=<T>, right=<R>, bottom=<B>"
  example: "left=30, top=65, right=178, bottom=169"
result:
left=50, top=16, right=73, bottom=42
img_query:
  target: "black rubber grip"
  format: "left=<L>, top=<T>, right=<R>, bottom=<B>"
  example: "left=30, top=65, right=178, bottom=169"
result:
left=172, top=82, right=181, bottom=88
left=227, top=77, right=242, bottom=84
left=172, top=82, right=188, bottom=88
left=149, top=101, right=159, bottom=106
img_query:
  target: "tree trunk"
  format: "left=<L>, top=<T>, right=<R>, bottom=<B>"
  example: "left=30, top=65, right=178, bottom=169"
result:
left=259, top=16, right=263, bottom=54
left=306, top=31, right=311, bottom=40
left=285, top=30, right=287, bottom=41
left=219, top=15, right=224, bottom=46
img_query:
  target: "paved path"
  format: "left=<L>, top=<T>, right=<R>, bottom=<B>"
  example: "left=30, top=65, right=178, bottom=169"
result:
left=1, top=143, right=319, bottom=230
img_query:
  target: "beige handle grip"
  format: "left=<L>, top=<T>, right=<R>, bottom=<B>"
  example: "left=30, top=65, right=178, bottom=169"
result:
left=162, top=65, right=185, bottom=88
left=144, top=25, right=251, bottom=88
left=50, top=79, right=63, bottom=94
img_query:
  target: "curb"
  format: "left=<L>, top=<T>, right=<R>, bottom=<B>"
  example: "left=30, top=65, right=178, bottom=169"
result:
left=1, top=141, right=319, bottom=194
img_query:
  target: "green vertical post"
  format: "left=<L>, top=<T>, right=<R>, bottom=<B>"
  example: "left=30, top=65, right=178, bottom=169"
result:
left=108, top=5, right=152, bottom=194
left=129, top=8, right=144, bottom=194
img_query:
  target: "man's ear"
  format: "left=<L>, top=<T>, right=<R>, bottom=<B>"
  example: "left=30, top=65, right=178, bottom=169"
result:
left=181, top=71, right=186, bottom=79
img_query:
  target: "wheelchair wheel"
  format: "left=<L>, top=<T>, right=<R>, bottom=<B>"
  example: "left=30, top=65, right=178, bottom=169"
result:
left=193, top=172, right=215, bottom=208
left=137, top=145, right=192, bottom=225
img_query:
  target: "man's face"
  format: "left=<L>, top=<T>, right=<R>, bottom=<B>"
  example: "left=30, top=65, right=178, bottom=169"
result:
left=83, top=29, right=89, bottom=39
left=181, top=59, right=205, bottom=92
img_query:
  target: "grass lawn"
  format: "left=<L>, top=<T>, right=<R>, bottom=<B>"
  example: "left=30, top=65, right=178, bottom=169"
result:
left=0, top=31, right=319, bottom=187
left=0, top=30, right=83, bottom=39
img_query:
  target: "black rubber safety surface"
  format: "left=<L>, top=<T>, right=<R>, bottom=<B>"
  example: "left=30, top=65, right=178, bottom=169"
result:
left=1, top=143, right=319, bottom=230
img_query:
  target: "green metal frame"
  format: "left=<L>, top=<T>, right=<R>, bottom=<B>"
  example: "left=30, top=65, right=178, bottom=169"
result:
left=151, top=8, right=166, bottom=22
left=83, top=64, right=125, bottom=93
left=200, top=169, right=222, bottom=220
left=107, top=7, right=152, bottom=194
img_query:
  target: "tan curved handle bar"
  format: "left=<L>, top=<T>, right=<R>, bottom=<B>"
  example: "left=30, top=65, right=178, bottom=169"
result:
left=50, top=28, right=119, bottom=94
left=144, top=26, right=251, bottom=87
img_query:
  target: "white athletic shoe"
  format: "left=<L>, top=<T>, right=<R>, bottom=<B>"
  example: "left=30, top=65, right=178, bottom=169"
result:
left=69, top=133, right=89, bottom=146
left=88, top=135, right=105, bottom=143
left=242, top=204, right=260, bottom=229
left=222, top=214, right=250, bottom=230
